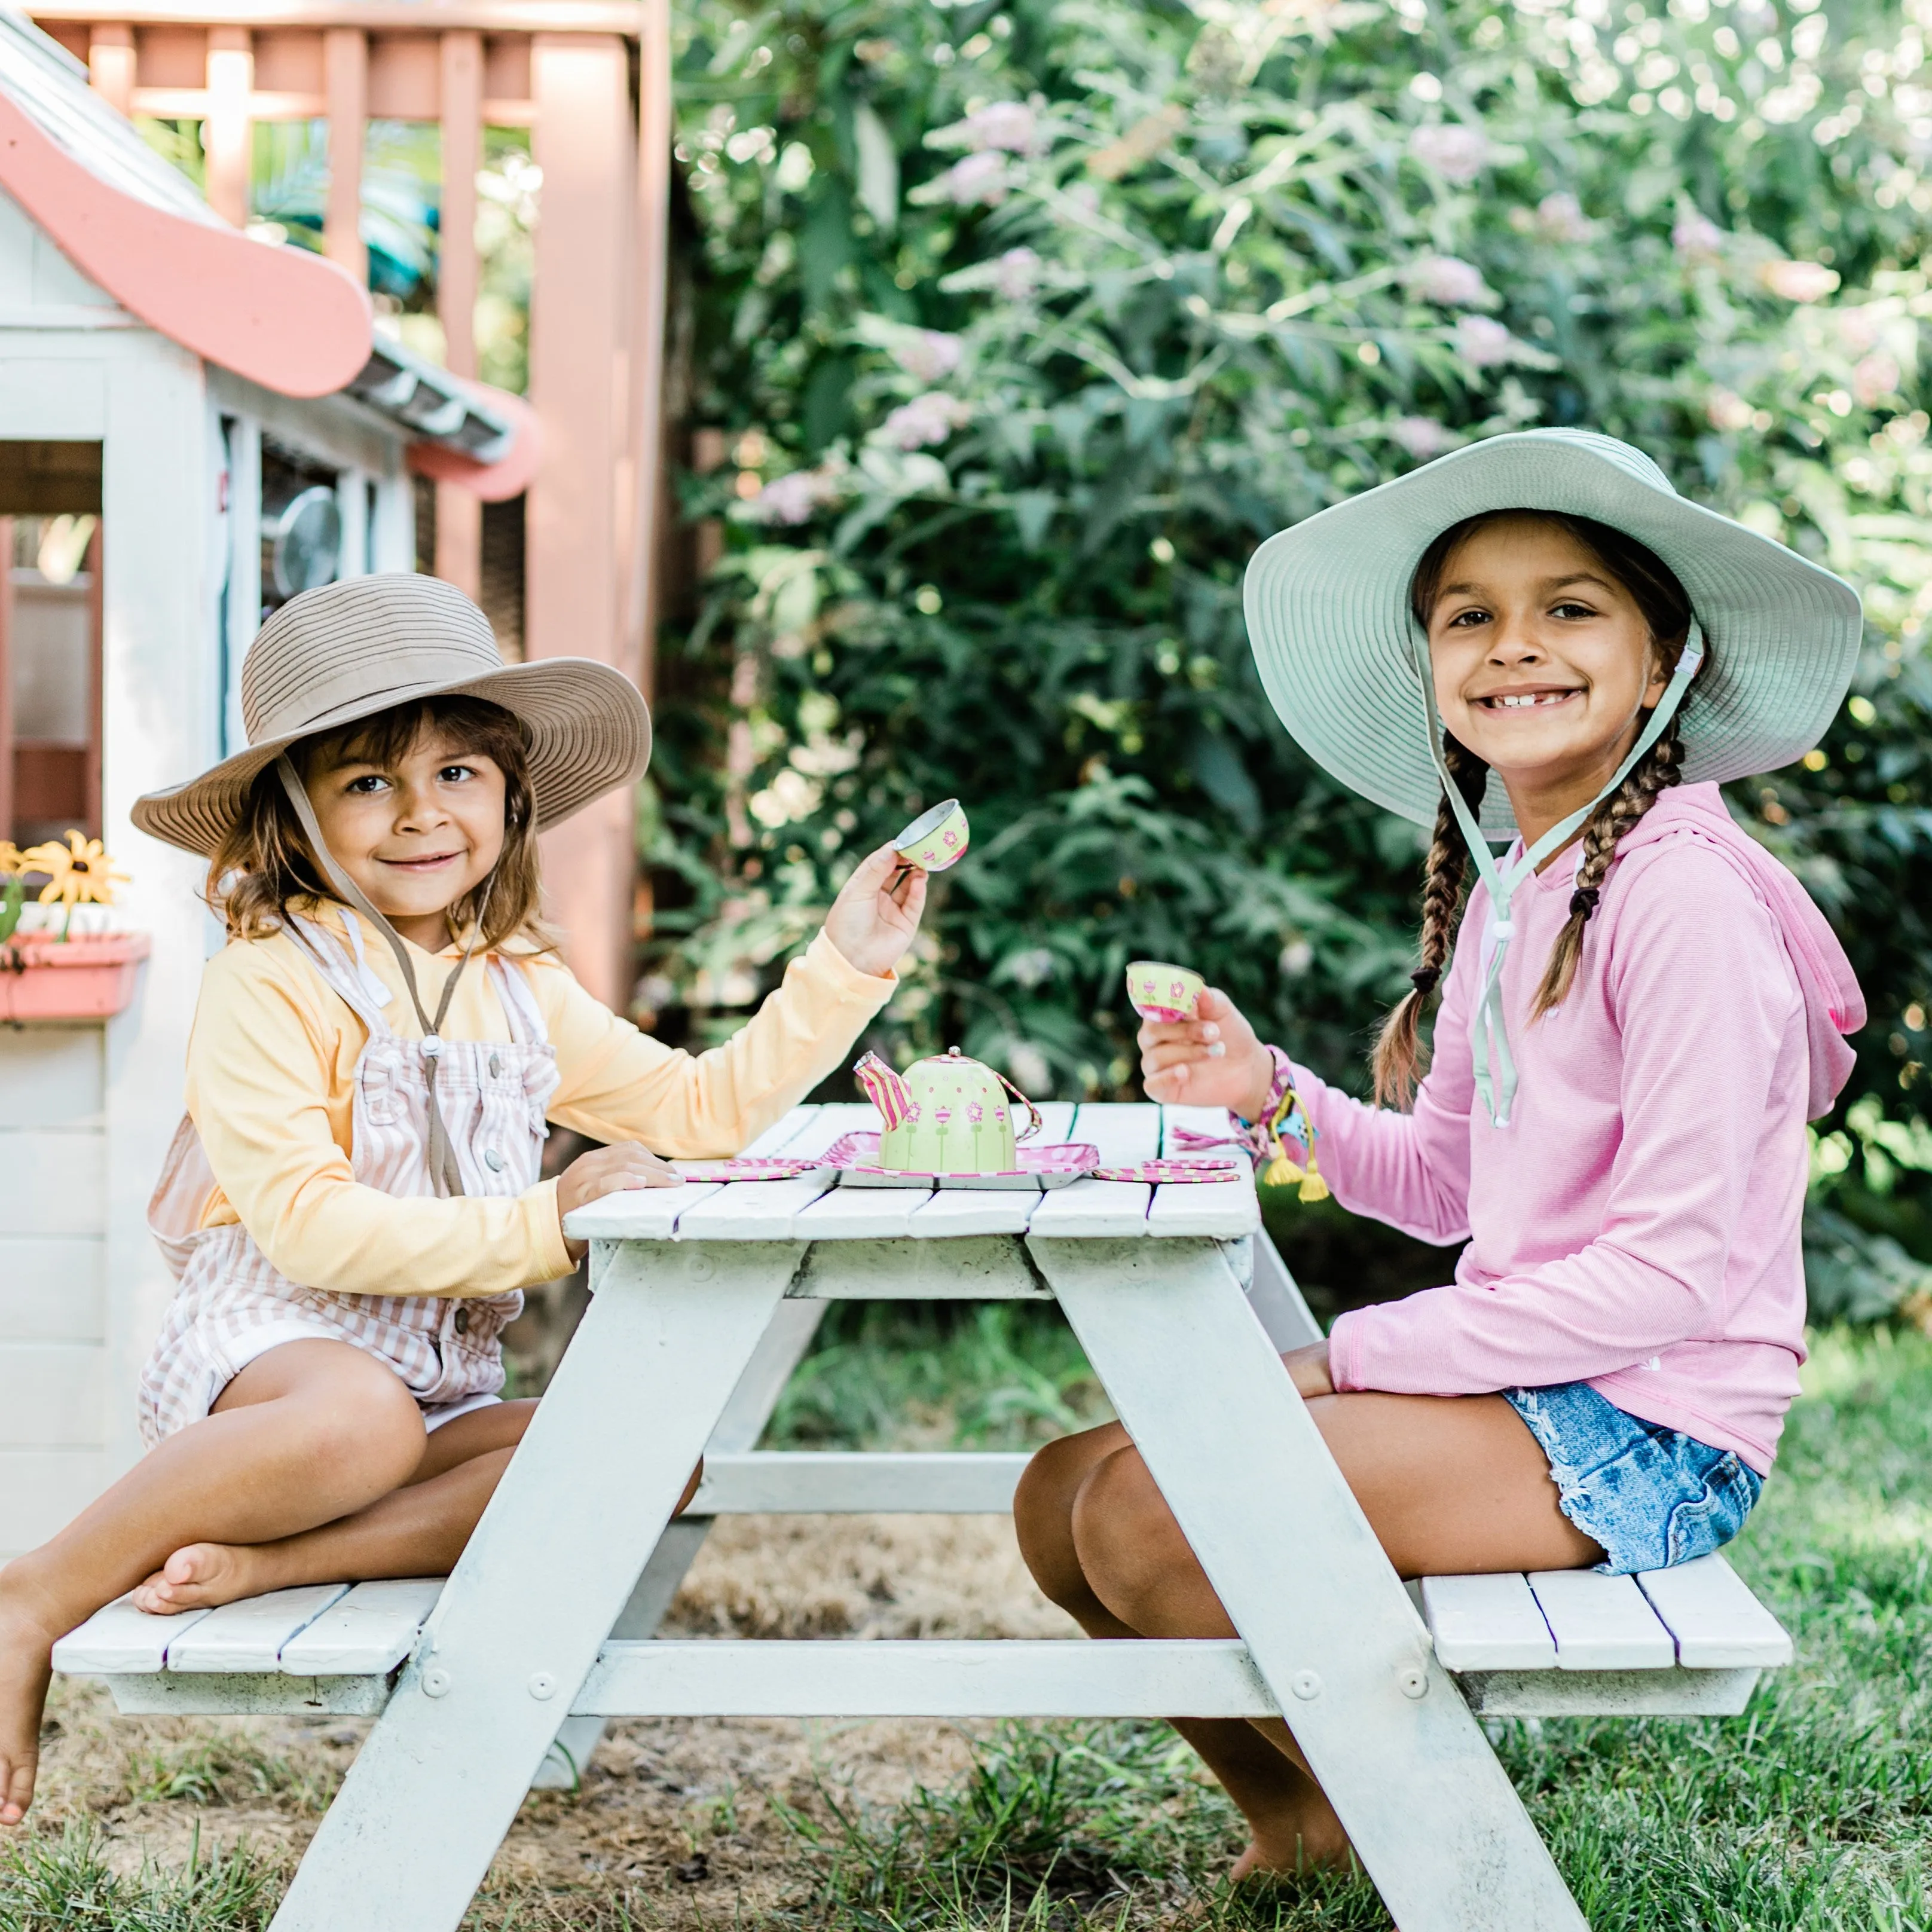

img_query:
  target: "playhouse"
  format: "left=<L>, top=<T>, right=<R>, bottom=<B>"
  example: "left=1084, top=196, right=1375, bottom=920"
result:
left=0, top=10, right=531, bottom=1553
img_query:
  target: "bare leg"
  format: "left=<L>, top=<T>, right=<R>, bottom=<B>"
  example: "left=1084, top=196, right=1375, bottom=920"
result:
left=0, top=1340, right=429, bottom=1824
left=1013, top=1384, right=1601, bottom=1880
left=134, top=1398, right=705, bottom=1610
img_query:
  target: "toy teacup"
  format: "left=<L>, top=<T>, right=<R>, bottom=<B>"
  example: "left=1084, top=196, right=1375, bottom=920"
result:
left=892, top=798, right=970, bottom=873
left=1126, top=959, right=1205, bottom=1023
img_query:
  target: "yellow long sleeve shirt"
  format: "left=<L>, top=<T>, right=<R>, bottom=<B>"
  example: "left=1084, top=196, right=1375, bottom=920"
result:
left=184, top=904, right=896, bottom=1299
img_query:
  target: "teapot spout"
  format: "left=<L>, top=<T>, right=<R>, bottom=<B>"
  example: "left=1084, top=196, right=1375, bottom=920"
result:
left=853, top=1051, right=913, bottom=1129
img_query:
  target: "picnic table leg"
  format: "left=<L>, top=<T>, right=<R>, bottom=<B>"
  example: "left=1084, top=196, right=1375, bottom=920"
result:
left=1029, top=1235, right=1587, bottom=1932
left=530, top=1296, right=829, bottom=1788
left=268, top=1240, right=803, bottom=1932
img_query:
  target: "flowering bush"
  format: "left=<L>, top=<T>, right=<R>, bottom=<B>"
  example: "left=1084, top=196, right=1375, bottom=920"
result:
left=658, top=0, right=1932, bottom=1310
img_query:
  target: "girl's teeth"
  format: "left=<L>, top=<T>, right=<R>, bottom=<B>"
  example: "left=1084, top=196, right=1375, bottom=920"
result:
left=1495, top=692, right=1563, bottom=707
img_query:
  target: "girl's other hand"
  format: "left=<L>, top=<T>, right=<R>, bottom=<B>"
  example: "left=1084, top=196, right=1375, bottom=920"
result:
left=824, top=843, right=928, bottom=979
left=557, top=1142, right=681, bottom=1259
left=1139, top=987, right=1274, bottom=1118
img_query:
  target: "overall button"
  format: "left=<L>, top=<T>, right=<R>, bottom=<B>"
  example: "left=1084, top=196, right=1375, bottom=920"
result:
left=484, top=1148, right=504, bottom=1172
left=488, top=1053, right=502, bottom=1079
left=453, top=1307, right=471, bottom=1335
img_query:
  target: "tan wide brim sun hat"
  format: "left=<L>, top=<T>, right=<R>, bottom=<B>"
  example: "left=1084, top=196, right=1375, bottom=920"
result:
left=133, top=573, right=652, bottom=856
left=1242, top=429, right=1866, bottom=837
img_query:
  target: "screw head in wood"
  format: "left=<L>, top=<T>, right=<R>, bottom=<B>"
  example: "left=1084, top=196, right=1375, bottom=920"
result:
left=690, top=1255, right=716, bottom=1281
left=528, top=1671, right=558, bottom=1700
left=1395, top=1665, right=1429, bottom=1699
left=1290, top=1670, right=1321, bottom=1701
left=421, top=1667, right=452, bottom=1698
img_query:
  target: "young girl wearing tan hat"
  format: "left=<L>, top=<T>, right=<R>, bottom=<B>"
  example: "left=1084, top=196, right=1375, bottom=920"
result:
left=0, top=573, right=925, bottom=1824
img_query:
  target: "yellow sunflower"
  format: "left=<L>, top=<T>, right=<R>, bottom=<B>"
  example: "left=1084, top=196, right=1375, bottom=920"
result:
left=0, top=842, right=23, bottom=878
left=16, top=832, right=131, bottom=934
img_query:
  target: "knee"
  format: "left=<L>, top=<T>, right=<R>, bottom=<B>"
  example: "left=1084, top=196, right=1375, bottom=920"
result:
left=1069, top=1447, right=1190, bottom=1628
left=1013, top=1433, right=1106, bottom=1605
left=301, top=1360, right=425, bottom=1489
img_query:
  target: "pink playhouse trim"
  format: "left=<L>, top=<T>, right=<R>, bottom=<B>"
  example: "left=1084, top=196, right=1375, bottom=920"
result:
left=0, top=88, right=373, bottom=398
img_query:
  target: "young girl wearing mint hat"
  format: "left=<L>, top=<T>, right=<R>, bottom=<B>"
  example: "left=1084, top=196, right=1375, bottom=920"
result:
left=1013, top=430, right=1866, bottom=1876
left=0, top=574, right=927, bottom=1827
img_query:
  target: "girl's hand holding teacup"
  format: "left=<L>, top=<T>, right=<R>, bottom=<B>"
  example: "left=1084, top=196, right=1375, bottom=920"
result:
left=1138, top=986, right=1274, bottom=1120
left=825, top=843, right=928, bottom=979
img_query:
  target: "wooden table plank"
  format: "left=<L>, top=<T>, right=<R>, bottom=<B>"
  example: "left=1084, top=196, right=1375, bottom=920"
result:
left=1029, top=1100, right=1079, bottom=1144
left=578, top=1637, right=1276, bottom=1720
left=1635, top=1554, right=1793, bottom=1668
left=694, top=1451, right=1029, bottom=1514
left=53, top=1594, right=215, bottom=1675
left=910, top=1189, right=1040, bottom=1238
left=1420, top=1573, right=1558, bottom=1671
left=565, top=1181, right=723, bottom=1242
left=166, top=1584, right=351, bottom=1673
left=794, top=1183, right=933, bottom=1240
left=1527, top=1570, right=1676, bottom=1670
left=1146, top=1169, right=1260, bottom=1239
left=279, top=1579, right=447, bottom=1676
left=1027, top=1178, right=1151, bottom=1236
left=672, top=1173, right=836, bottom=1240
left=1071, top=1103, right=1161, bottom=1164
left=741, top=1106, right=822, bottom=1156
left=784, top=1103, right=884, bottom=1159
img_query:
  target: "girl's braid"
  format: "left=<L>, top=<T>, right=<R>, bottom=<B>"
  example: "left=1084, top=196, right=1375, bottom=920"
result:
left=1373, top=733, right=1490, bottom=1108
left=1530, top=719, right=1683, bottom=1018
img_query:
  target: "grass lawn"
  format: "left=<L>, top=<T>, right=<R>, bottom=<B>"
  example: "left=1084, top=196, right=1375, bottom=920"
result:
left=7, top=1309, right=1932, bottom=1929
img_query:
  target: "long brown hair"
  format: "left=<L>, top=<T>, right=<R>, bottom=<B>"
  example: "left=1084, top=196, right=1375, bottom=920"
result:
left=208, top=694, right=554, bottom=953
left=1372, top=510, right=1698, bottom=1108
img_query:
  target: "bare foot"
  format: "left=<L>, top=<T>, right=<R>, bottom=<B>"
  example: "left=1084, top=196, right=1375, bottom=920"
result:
left=131, top=1542, right=278, bottom=1616
left=0, top=1586, right=62, bottom=1824
left=1229, top=1803, right=1355, bottom=1881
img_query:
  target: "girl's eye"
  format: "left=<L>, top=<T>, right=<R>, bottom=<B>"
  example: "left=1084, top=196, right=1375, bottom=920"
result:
left=344, top=774, right=390, bottom=794
left=1551, top=601, right=1598, bottom=620
left=1444, top=607, right=1490, bottom=629
left=438, top=764, right=476, bottom=783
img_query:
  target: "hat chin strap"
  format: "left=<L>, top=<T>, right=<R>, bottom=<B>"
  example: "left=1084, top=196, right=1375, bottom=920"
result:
left=276, top=754, right=482, bottom=1199
left=1411, top=621, right=1705, bottom=1129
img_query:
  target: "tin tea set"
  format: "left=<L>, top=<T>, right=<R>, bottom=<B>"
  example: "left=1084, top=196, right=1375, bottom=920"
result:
left=686, top=800, right=1315, bottom=1193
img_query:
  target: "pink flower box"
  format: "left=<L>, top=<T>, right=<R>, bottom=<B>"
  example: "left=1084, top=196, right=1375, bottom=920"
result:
left=0, top=933, right=151, bottom=1021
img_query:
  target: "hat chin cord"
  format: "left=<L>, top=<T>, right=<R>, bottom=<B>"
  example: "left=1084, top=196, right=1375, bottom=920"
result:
left=276, top=753, right=485, bottom=1199
left=1411, top=620, right=1705, bottom=1129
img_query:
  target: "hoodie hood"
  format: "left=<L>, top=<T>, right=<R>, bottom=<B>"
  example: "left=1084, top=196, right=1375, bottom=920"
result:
left=1615, top=782, right=1864, bottom=1118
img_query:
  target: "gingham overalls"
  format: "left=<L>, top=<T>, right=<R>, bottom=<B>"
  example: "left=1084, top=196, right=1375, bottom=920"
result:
left=139, top=913, right=560, bottom=1447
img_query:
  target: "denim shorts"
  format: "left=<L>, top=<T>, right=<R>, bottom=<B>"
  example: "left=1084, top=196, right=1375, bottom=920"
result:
left=1504, top=1381, right=1763, bottom=1576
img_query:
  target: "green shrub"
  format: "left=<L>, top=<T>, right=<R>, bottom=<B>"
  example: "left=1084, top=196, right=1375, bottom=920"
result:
left=655, top=0, right=1932, bottom=1310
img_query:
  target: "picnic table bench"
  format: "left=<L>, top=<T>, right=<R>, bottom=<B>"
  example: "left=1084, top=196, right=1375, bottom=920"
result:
left=54, top=1100, right=1793, bottom=1932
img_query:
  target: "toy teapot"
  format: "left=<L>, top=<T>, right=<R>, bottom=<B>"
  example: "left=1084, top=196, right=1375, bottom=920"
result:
left=854, top=1048, right=1043, bottom=1176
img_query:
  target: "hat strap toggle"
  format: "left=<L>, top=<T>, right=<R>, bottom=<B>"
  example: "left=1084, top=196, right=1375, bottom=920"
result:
left=277, top=755, right=480, bottom=1197
left=1411, top=621, right=1705, bottom=1128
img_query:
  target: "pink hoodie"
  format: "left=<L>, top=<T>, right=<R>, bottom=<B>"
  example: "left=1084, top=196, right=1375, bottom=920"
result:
left=1306, top=782, right=1864, bottom=1473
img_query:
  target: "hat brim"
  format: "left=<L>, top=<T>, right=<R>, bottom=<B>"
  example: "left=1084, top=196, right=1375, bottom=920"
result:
left=1242, top=430, right=1865, bottom=834
left=132, top=656, right=652, bottom=857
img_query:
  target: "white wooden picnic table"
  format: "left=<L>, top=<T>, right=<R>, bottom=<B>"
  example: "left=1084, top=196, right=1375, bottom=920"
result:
left=54, top=1099, right=1792, bottom=1932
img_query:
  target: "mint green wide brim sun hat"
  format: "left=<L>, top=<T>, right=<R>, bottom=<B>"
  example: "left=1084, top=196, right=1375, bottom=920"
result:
left=1242, top=429, right=1866, bottom=837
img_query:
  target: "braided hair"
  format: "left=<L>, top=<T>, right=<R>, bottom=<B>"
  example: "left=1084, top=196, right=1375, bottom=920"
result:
left=1372, top=509, right=1699, bottom=1109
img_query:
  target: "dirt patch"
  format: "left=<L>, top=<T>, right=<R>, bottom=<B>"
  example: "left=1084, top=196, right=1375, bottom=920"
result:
left=30, top=1514, right=1081, bottom=1920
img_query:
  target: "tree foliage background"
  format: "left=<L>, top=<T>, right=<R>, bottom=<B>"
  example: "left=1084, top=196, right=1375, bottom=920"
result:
left=649, top=0, right=1932, bottom=1315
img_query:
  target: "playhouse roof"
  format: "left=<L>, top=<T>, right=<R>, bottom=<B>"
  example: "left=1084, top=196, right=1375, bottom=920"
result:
left=0, top=8, right=527, bottom=485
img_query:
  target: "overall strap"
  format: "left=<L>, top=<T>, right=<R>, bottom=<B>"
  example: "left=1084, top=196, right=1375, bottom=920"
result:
left=1410, top=622, right=1705, bottom=1128
left=277, top=754, right=479, bottom=1197
left=285, top=912, right=396, bottom=1037
left=489, top=953, right=550, bottom=1048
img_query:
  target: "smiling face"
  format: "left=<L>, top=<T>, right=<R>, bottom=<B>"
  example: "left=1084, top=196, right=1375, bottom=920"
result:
left=1423, top=516, right=1673, bottom=839
left=305, top=722, right=509, bottom=952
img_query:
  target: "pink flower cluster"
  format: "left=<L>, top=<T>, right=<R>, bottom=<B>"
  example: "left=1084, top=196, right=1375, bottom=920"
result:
left=895, top=330, right=964, bottom=383
left=1390, top=417, right=1455, bottom=460
left=1408, top=123, right=1492, bottom=185
left=748, top=466, right=844, bottom=525
left=884, top=393, right=972, bottom=450
left=1453, top=315, right=1515, bottom=368
left=1407, top=255, right=1489, bottom=307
